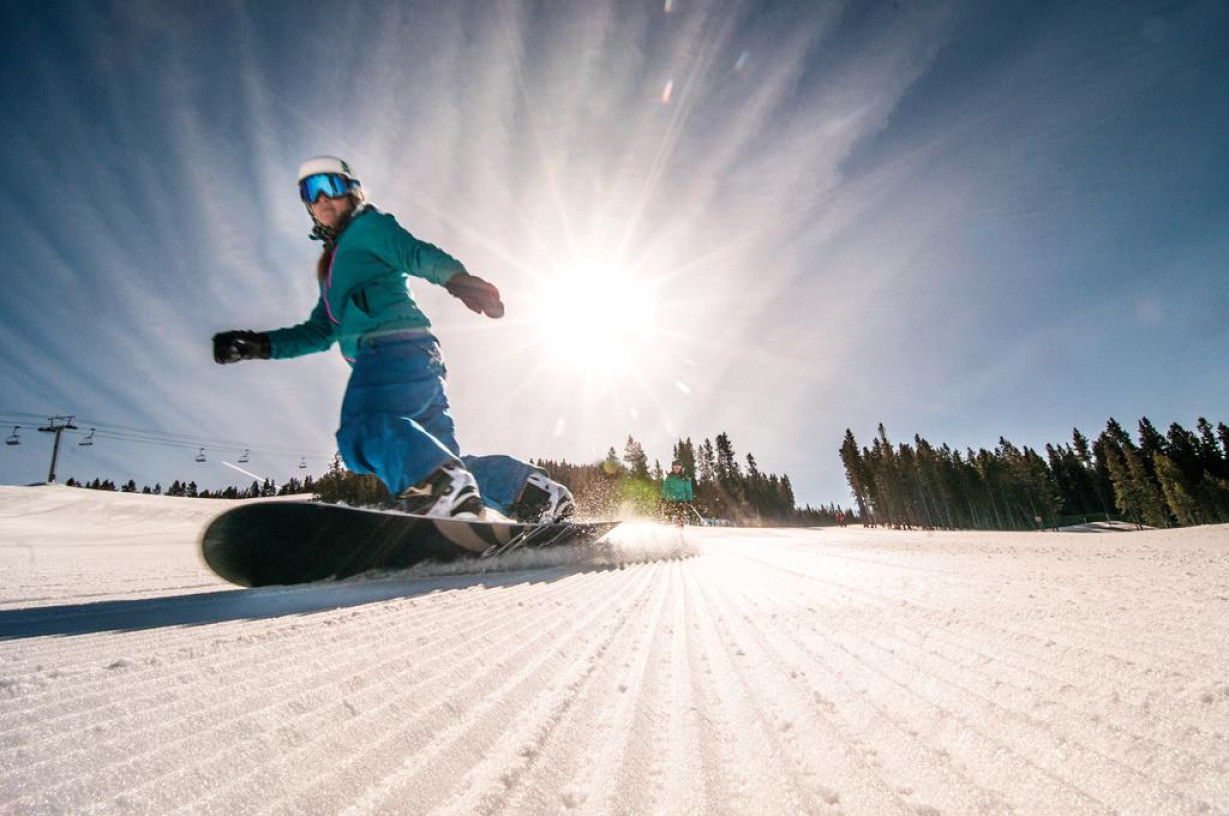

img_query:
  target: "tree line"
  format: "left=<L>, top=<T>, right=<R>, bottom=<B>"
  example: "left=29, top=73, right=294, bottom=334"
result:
left=64, top=476, right=314, bottom=499
left=535, top=432, right=845, bottom=526
left=840, top=417, right=1229, bottom=530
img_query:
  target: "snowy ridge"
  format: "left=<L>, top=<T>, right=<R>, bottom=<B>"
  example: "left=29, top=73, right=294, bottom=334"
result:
left=1, top=486, right=1227, bottom=814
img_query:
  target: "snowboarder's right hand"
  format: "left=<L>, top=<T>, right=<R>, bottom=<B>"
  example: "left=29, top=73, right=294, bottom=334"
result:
left=212, top=330, right=271, bottom=364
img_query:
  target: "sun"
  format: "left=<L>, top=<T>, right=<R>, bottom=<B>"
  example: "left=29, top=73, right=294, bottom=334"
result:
left=532, top=262, right=659, bottom=374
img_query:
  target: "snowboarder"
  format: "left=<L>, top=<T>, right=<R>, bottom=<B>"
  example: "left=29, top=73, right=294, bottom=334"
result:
left=660, top=461, right=695, bottom=526
left=212, top=156, right=574, bottom=522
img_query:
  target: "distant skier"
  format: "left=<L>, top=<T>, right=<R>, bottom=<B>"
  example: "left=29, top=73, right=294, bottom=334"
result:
left=660, top=461, right=695, bottom=526
left=212, top=156, right=573, bottom=522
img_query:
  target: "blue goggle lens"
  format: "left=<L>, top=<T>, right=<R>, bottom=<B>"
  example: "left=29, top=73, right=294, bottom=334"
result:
left=299, top=173, right=355, bottom=202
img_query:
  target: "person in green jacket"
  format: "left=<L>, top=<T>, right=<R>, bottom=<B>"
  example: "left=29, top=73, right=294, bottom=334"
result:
left=212, top=156, right=574, bottom=522
left=660, top=461, right=695, bottom=526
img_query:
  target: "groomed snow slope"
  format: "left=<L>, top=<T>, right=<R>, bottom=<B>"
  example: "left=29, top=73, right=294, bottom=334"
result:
left=1, top=485, right=1226, bottom=815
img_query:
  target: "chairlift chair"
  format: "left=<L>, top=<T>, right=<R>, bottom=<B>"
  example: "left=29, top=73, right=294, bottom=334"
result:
left=79, top=428, right=95, bottom=446
left=238, top=449, right=250, bottom=463
left=299, top=456, right=307, bottom=469
left=195, top=447, right=207, bottom=463
left=5, top=426, right=19, bottom=446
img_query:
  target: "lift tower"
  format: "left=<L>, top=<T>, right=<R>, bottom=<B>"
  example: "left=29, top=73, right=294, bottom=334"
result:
left=38, top=416, right=78, bottom=483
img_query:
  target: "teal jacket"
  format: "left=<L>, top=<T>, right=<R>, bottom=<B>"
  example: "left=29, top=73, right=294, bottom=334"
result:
left=661, top=473, right=694, bottom=502
left=265, top=207, right=466, bottom=364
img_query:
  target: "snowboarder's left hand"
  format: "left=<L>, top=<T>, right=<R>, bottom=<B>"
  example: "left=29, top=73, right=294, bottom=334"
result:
left=445, top=273, right=504, bottom=318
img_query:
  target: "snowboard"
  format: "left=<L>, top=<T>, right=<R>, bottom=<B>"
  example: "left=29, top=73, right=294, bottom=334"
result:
left=201, top=501, right=620, bottom=587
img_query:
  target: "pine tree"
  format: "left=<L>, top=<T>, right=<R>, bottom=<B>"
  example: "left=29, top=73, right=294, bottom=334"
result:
left=1128, top=449, right=1168, bottom=527
left=1195, top=418, right=1228, bottom=479
left=623, top=436, right=650, bottom=480
left=872, top=425, right=904, bottom=527
left=1046, top=444, right=1078, bottom=515
left=674, top=438, right=697, bottom=479
left=1072, top=428, right=1092, bottom=465
left=1022, top=446, right=1062, bottom=526
left=1154, top=452, right=1202, bottom=526
left=1163, top=422, right=1203, bottom=483
left=1104, top=417, right=1133, bottom=449
left=913, top=436, right=946, bottom=528
left=895, top=442, right=923, bottom=528
left=744, top=452, right=763, bottom=518
left=714, top=433, right=744, bottom=515
left=1136, top=417, right=1166, bottom=483
left=715, top=433, right=740, bottom=483
left=697, top=439, right=716, bottom=486
left=314, top=453, right=390, bottom=506
left=1096, top=422, right=1125, bottom=513
left=839, top=430, right=872, bottom=523
left=602, top=447, right=624, bottom=477
left=1198, top=473, right=1229, bottom=522
left=1106, top=440, right=1169, bottom=528
left=779, top=474, right=796, bottom=519
left=972, top=448, right=1008, bottom=529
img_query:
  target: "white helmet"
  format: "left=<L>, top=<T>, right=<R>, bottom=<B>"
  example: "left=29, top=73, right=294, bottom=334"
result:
left=296, top=155, right=364, bottom=204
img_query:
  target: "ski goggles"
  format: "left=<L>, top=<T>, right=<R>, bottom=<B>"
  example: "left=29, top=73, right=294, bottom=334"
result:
left=299, top=172, right=356, bottom=203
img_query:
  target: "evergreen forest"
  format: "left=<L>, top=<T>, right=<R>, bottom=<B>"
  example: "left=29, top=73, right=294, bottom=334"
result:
left=840, top=417, right=1229, bottom=530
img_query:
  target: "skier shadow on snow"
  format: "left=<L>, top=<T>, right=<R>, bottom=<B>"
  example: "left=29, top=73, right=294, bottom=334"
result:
left=0, top=564, right=622, bottom=640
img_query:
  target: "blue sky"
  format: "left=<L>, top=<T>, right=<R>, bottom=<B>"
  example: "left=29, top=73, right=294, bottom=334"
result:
left=1, top=0, right=1226, bottom=506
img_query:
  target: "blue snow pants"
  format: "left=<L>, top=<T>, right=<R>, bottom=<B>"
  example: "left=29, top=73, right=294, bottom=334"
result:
left=334, top=332, right=540, bottom=515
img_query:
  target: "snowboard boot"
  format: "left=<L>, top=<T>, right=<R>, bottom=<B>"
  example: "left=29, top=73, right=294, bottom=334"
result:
left=509, top=472, right=576, bottom=523
left=397, top=462, right=485, bottom=519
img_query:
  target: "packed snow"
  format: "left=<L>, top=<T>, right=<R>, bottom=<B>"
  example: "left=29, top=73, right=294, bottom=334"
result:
left=1, top=485, right=1226, bottom=815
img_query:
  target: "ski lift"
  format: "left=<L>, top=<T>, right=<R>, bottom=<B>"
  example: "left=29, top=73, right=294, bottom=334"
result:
left=4, top=426, right=19, bottom=446
left=299, top=456, right=307, bottom=469
left=238, top=449, right=250, bottom=463
left=78, top=428, right=95, bottom=446
left=195, top=447, right=207, bottom=463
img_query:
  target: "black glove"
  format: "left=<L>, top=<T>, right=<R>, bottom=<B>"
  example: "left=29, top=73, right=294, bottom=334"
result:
left=212, top=330, right=271, bottom=364
left=445, top=272, right=504, bottom=318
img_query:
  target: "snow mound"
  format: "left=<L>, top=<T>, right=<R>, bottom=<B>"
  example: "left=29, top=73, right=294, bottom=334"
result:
left=0, top=483, right=245, bottom=535
left=1057, top=520, right=1149, bottom=532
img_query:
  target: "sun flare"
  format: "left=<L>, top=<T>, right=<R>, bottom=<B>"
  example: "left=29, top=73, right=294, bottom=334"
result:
left=533, top=263, right=659, bottom=374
